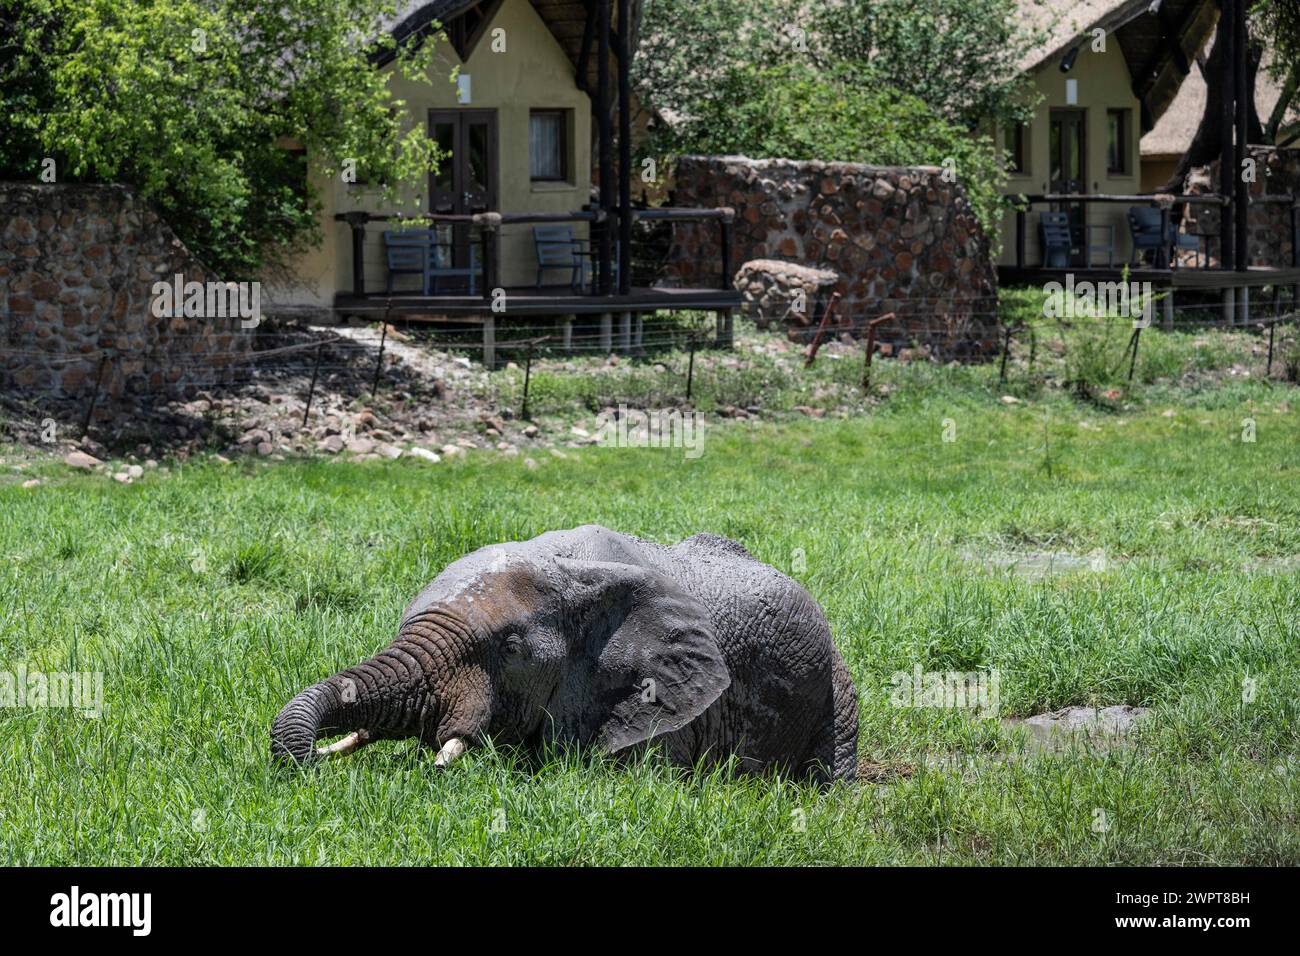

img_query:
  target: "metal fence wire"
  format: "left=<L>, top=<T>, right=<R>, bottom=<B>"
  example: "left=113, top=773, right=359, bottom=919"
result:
left=2, top=287, right=1298, bottom=443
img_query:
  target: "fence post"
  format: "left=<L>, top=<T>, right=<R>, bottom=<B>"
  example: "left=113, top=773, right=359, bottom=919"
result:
left=303, top=344, right=323, bottom=426
left=998, top=326, right=1014, bottom=385
left=522, top=341, right=535, bottom=421
left=81, top=355, right=109, bottom=438
left=861, top=313, right=895, bottom=392
left=686, top=334, right=697, bottom=402
left=803, top=292, right=841, bottom=368
left=371, top=321, right=388, bottom=399
left=1127, top=327, right=1142, bottom=382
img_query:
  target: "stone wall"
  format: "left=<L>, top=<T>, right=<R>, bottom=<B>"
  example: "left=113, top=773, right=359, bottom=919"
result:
left=667, top=156, right=1001, bottom=358
left=1180, top=147, right=1300, bottom=267
left=0, top=182, right=252, bottom=400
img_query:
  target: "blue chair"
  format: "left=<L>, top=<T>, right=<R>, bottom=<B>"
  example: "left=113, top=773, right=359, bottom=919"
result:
left=533, top=225, right=617, bottom=291
left=1127, top=206, right=1201, bottom=267
left=1127, top=207, right=1168, bottom=266
left=384, top=229, right=480, bottom=295
left=384, top=230, right=435, bottom=294
left=1039, top=212, right=1072, bottom=268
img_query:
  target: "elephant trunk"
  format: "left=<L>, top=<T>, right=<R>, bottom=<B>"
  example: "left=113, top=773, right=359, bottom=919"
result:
left=271, top=644, right=433, bottom=766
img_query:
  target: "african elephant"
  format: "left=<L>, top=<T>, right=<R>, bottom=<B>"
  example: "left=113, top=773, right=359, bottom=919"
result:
left=271, top=525, right=859, bottom=782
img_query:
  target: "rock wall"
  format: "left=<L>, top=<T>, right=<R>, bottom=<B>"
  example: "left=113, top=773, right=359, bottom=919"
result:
left=0, top=182, right=252, bottom=400
left=1180, top=147, right=1300, bottom=267
left=668, top=156, right=1001, bottom=358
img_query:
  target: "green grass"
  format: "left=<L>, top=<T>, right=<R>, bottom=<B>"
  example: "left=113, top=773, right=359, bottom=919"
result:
left=2, top=332, right=1299, bottom=864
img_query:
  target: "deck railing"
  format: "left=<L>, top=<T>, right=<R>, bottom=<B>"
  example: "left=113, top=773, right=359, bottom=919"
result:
left=1006, top=192, right=1300, bottom=272
left=334, top=206, right=736, bottom=300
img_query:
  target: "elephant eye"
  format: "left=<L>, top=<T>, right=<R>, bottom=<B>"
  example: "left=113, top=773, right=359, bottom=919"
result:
left=501, top=633, right=525, bottom=656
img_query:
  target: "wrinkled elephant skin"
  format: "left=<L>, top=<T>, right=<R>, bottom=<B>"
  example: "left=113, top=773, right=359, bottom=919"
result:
left=271, top=526, right=859, bottom=782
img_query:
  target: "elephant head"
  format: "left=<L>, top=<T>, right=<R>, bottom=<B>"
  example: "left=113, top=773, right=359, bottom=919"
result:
left=270, top=537, right=731, bottom=768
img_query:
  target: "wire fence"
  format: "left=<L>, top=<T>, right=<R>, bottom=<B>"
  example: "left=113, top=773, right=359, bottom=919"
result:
left=2, top=286, right=1299, bottom=447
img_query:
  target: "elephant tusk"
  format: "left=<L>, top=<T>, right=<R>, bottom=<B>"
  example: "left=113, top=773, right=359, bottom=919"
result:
left=433, top=737, right=466, bottom=768
left=317, top=729, right=371, bottom=758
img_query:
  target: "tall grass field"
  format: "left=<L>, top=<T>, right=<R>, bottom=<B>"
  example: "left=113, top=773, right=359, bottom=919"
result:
left=2, top=334, right=1298, bottom=864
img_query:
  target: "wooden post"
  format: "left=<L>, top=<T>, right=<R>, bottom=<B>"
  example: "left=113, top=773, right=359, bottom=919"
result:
left=1016, top=207, right=1026, bottom=269
left=616, top=0, right=632, bottom=296
left=596, top=0, right=613, bottom=295
left=1234, top=0, right=1250, bottom=273
left=1222, top=287, right=1234, bottom=324
left=1218, top=0, right=1236, bottom=271
left=719, top=215, right=733, bottom=290
left=634, top=316, right=643, bottom=348
left=721, top=308, right=734, bottom=349
left=619, top=311, right=631, bottom=352
left=1157, top=206, right=1170, bottom=269
left=1291, top=201, right=1298, bottom=306
left=562, top=317, right=573, bottom=353
left=1239, top=286, right=1250, bottom=325
left=480, top=224, right=498, bottom=304
left=600, top=313, right=612, bottom=353
left=482, top=314, right=496, bottom=369
left=344, top=213, right=369, bottom=296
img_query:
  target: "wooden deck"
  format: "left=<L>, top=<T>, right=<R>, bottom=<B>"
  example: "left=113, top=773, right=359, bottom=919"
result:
left=332, top=284, right=741, bottom=367
left=333, top=284, right=741, bottom=318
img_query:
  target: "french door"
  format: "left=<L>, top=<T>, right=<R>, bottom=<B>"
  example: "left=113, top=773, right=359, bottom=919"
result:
left=1049, top=109, right=1086, bottom=264
left=428, top=110, right=498, bottom=281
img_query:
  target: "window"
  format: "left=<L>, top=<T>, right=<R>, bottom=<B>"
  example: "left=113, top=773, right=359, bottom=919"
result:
left=1004, top=123, right=1028, bottom=175
left=530, top=110, right=568, bottom=182
left=1107, top=109, right=1131, bottom=175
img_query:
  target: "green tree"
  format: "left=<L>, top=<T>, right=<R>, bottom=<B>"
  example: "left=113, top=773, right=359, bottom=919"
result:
left=813, top=0, right=1044, bottom=128
left=1, top=0, right=448, bottom=278
left=668, top=62, right=1009, bottom=235
left=633, top=0, right=1027, bottom=241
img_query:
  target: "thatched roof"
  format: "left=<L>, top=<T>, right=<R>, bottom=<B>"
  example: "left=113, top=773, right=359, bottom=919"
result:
left=1141, top=39, right=1296, bottom=157
left=1017, top=0, right=1218, bottom=129
left=382, top=0, right=637, bottom=89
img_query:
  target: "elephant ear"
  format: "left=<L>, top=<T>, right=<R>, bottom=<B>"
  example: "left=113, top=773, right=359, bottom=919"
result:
left=549, top=559, right=730, bottom=754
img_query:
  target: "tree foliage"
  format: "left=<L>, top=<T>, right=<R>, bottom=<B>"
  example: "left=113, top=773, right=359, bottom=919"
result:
left=634, top=0, right=1038, bottom=241
left=813, top=0, right=1044, bottom=128
left=1, top=0, right=449, bottom=278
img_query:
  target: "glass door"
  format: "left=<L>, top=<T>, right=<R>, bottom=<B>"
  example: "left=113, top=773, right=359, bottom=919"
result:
left=428, top=110, right=498, bottom=284
left=1049, top=109, right=1086, bottom=265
